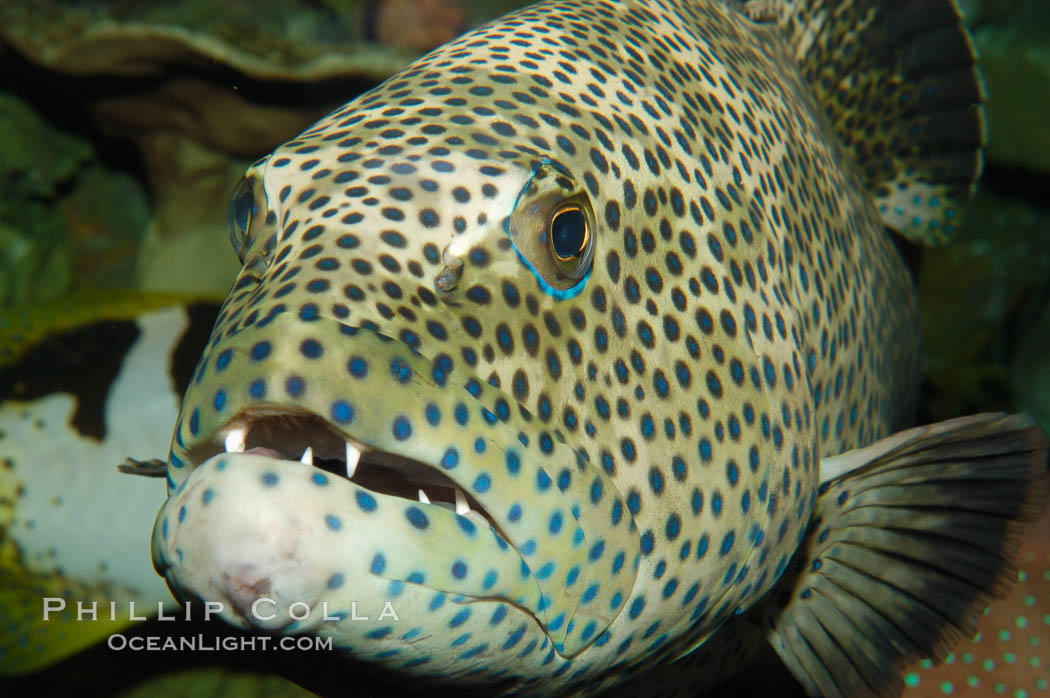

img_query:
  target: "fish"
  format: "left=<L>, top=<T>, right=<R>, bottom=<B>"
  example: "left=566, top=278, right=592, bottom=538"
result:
left=0, top=293, right=218, bottom=673
left=147, top=0, right=1049, bottom=695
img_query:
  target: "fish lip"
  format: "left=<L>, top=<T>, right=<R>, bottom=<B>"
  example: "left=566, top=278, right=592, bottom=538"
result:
left=180, top=407, right=506, bottom=536
left=153, top=451, right=553, bottom=649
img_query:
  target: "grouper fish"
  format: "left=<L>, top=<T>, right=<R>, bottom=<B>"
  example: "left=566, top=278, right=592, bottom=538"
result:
left=148, top=0, right=1049, bottom=695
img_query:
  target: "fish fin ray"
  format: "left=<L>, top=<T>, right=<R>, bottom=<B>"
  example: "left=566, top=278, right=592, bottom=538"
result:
left=768, top=0, right=986, bottom=244
left=761, top=413, right=1048, bottom=698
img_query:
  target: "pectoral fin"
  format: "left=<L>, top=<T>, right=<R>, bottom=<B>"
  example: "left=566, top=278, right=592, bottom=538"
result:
left=761, top=413, right=1048, bottom=698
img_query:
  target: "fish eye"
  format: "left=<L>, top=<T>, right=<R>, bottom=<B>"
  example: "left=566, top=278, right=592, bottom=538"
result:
left=506, top=161, right=596, bottom=299
left=549, top=204, right=590, bottom=273
left=227, top=177, right=256, bottom=261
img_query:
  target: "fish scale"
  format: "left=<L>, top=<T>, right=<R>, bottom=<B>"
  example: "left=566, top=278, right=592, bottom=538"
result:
left=147, top=0, right=1048, bottom=695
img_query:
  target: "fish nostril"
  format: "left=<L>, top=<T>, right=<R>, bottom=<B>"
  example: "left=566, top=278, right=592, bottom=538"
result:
left=434, top=246, right=464, bottom=293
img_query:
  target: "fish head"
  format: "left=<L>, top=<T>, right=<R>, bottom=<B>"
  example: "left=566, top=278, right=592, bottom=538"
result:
left=153, top=0, right=818, bottom=684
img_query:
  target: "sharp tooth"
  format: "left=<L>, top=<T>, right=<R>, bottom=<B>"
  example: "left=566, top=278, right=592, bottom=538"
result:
left=300, top=447, right=313, bottom=465
left=418, top=489, right=430, bottom=504
left=455, top=488, right=469, bottom=515
left=345, top=441, right=361, bottom=479
left=224, top=428, right=246, bottom=453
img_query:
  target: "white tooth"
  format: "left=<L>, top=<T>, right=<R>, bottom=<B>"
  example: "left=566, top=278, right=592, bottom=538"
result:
left=345, top=442, right=361, bottom=479
left=455, top=488, right=469, bottom=515
left=418, top=489, right=430, bottom=504
left=300, top=447, right=313, bottom=465
left=224, top=428, right=245, bottom=453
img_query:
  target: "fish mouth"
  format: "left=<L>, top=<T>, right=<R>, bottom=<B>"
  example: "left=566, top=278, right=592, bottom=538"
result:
left=156, top=316, right=638, bottom=658
left=189, top=409, right=503, bottom=536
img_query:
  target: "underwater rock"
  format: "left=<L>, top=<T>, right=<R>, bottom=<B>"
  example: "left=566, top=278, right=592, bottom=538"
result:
left=0, top=93, right=148, bottom=306
left=0, top=0, right=417, bottom=82
left=0, top=0, right=489, bottom=300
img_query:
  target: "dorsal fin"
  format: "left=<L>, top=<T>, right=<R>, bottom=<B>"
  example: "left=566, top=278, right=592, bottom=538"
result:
left=752, top=0, right=986, bottom=244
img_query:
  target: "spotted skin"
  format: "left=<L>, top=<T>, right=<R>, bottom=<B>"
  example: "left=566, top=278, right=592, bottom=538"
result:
left=150, top=0, right=983, bottom=694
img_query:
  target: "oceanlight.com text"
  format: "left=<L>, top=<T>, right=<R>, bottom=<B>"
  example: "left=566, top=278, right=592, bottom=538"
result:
left=107, top=634, right=335, bottom=652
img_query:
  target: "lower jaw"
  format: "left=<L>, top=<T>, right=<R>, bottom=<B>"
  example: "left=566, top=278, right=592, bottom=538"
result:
left=153, top=450, right=534, bottom=631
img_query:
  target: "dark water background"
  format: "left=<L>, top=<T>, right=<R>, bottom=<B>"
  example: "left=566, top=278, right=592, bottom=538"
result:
left=0, top=0, right=1047, bottom=695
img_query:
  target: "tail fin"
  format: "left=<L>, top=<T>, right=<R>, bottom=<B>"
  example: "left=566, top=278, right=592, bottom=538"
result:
left=754, top=0, right=986, bottom=244
left=761, top=413, right=1048, bottom=698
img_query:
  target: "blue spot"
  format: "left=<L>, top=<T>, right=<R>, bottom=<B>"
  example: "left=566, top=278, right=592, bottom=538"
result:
left=648, top=468, right=664, bottom=495
left=665, top=513, right=681, bottom=540
left=473, top=473, right=491, bottom=493
left=390, top=358, right=412, bottom=383
left=215, top=349, right=232, bottom=372
left=347, top=356, right=368, bottom=377
left=456, top=515, right=476, bottom=536
left=537, top=470, right=552, bottom=491
left=719, top=531, right=735, bottom=556
left=392, top=416, right=413, bottom=440
left=549, top=511, right=563, bottom=535
left=440, top=448, right=459, bottom=469
left=262, top=472, right=278, bottom=487
left=250, top=341, right=271, bottom=361
left=331, top=400, right=354, bottom=424
left=539, top=433, right=554, bottom=454
left=285, top=375, right=305, bottom=397
left=201, top=488, right=213, bottom=505
left=300, top=338, right=323, bottom=359
left=312, top=472, right=328, bottom=486
left=249, top=379, right=266, bottom=399
left=727, top=461, right=739, bottom=486
left=699, top=438, right=712, bottom=462
left=213, top=390, right=226, bottom=411
left=589, top=540, right=605, bottom=561
left=503, top=625, right=526, bottom=650
left=508, top=504, right=522, bottom=522
left=696, top=534, right=709, bottom=558
left=325, top=514, right=342, bottom=531
left=627, top=491, right=640, bottom=515
left=653, top=370, right=669, bottom=397
left=590, top=479, right=603, bottom=504
left=451, top=561, right=468, bottom=579
left=371, top=554, right=386, bottom=574
left=640, top=531, right=654, bottom=555
left=327, top=573, right=344, bottom=588
left=356, top=490, right=377, bottom=512
left=405, top=506, right=429, bottom=529
left=505, top=451, right=521, bottom=475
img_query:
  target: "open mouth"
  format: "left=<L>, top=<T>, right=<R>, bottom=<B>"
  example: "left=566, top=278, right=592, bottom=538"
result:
left=202, top=412, right=500, bottom=532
